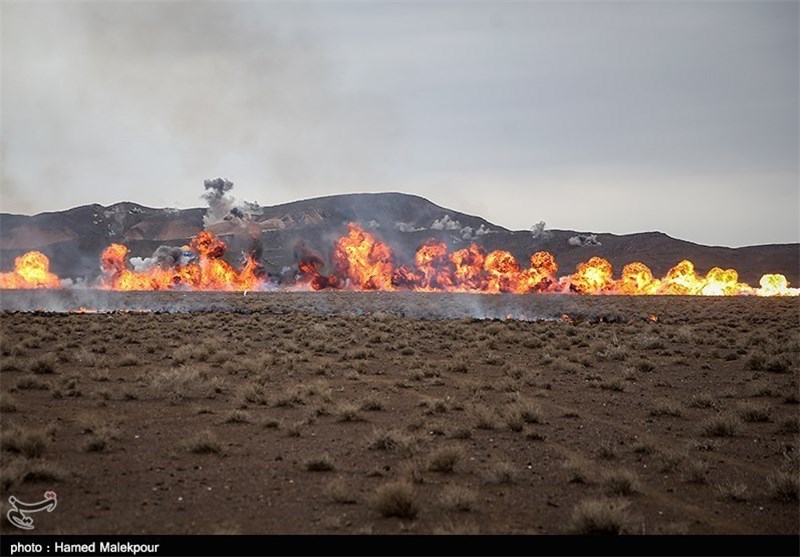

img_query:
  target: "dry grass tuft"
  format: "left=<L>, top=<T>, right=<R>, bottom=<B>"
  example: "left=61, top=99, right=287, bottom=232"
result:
left=372, top=480, right=418, bottom=519
left=439, top=485, right=477, bottom=512
left=602, top=469, right=640, bottom=496
left=368, top=429, right=416, bottom=455
left=324, top=477, right=358, bottom=504
left=30, top=354, right=56, bottom=374
left=649, top=398, right=683, bottom=417
left=487, top=460, right=517, bottom=484
left=182, top=430, right=222, bottom=454
left=715, top=481, right=748, bottom=502
left=1, top=427, right=47, bottom=458
left=766, top=471, right=799, bottom=501
left=700, top=414, right=740, bottom=437
left=568, top=498, right=630, bottom=535
left=305, top=455, right=335, bottom=472
left=427, top=445, right=464, bottom=474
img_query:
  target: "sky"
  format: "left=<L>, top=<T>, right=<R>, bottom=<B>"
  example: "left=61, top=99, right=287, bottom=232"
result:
left=1, top=0, right=798, bottom=247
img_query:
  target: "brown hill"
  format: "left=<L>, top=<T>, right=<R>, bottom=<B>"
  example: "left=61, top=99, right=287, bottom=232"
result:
left=1, top=193, right=797, bottom=286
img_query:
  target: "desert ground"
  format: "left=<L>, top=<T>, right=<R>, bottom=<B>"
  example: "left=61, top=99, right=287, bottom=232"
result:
left=0, top=291, right=798, bottom=535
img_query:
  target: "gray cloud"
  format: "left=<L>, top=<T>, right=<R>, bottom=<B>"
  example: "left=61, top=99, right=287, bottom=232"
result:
left=1, top=1, right=797, bottom=247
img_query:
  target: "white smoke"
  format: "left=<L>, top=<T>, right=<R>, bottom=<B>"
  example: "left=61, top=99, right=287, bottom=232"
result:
left=432, top=215, right=493, bottom=240
left=474, top=224, right=491, bottom=237
left=395, top=222, right=424, bottom=233
left=568, top=234, right=602, bottom=247
left=201, top=178, right=262, bottom=229
left=531, top=221, right=552, bottom=240
left=367, top=220, right=381, bottom=229
left=431, top=215, right=461, bottom=231
left=460, top=224, right=492, bottom=240
left=131, top=246, right=192, bottom=272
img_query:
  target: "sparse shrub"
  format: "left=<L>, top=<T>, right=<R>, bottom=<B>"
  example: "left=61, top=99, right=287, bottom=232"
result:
left=372, top=480, right=417, bottom=519
left=224, top=409, right=252, bottom=424
left=602, top=346, right=628, bottom=362
left=685, top=460, right=709, bottom=484
left=700, top=414, right=740, bottom=437
left=448, top=361, right=469, bottom=373
left=568, top=498, right=629, bottom=535
left=631, top=442, right=655, bottom=456
left=736, top=403, right=770, bottom=423
left=596, top=442, right=617, bottom=460
left=633, top=359, right=654, bottom=373
left=20, top=460, right=64, bottom=484
left=471, top=404, right=499, bottom=430
left=440, top=485, right=477, bottom=512
left=649, top=398, right=683, bottom=417
left=360, top=396, right=384, bottom=411
left=765, top=357, right=790, bottom=374
left=1, top=428, right=46, bottom=458
left=657, top=449, right=685, bottom=473
left=603, top=470, right=639, bottom=496
left=1, top=360, right=21, bottom=372
left=30, top=355, right=56, bottom=374
left=83, top=436, right=108, bottom=453
left=767, top=471, right=799, bottom=501
left=151, top=367, right=212, bottom=400
left=427, top=445, right=463, bottom=473
left=398, top=458, right=426, bottom=484
left=488, top=460, right=517, bottom=484
left=564, top=458, right=590, bottom=484
left=368, top=429, right=416, bottom=455
left=183, top=430, right=222, bottom=454
left=745, top=352, right=766, bottom=371
left=118, top=354, right=140, bottom=367
left=688, top=395, right=714, bottom=409
left=306, top=455, right=335, bottom=472
left=777, top=417, right=799, bottom=434
left=335, top=402, right=363, bottom=422
left=324, top=477, right=357, bottom=504
left=599, top=377, right=625, bottom=392
left=0, top=396, right=18, bottom=413
left=504, top=408, right=524, bottom=432
left=715, top=481, right=748, bottom=502
left=238, top=383, right=267, bottom=405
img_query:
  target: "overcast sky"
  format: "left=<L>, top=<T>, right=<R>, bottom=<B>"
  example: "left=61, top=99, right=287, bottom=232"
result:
left=1, top=1, right=797, bottom=247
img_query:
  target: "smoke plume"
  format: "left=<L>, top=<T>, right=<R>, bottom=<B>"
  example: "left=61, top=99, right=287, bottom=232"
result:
left=568, top=234, right=602, bottom=247
left=130, top=245, right=188, bottom=272
left=530, top=221, right=551, bottom=240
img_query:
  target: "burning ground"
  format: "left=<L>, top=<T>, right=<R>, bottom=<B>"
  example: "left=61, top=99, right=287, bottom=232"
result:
left=1, top=224, right=798, bottom=297
left=0, top=292, right=798, bottom=534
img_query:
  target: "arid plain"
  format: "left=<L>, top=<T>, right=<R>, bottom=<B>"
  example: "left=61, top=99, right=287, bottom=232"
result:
left=0, top=291, right=798, bottom=535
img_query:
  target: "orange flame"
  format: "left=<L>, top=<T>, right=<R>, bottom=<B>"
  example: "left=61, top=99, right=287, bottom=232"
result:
left=450, top=244, right=487, bottom=291
left=755, top=274, right=800, bottom=297
left=100, top=232, right=262, bottom=291
left=1, top=224, right=797, bottom=297
left=332, top=223, right=394, bottom=290
left=414, top=241, right=454, bottom=290
left=0, top=251, right=61, bottom=289
left=569, top=256, right=614, bottom=294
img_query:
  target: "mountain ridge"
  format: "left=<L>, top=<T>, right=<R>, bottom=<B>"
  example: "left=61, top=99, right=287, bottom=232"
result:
left=1, top=192, right=797, bottom=285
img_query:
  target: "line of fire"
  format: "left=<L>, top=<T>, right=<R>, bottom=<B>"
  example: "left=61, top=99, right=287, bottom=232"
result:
left=1, top=224, right=797, bottom=297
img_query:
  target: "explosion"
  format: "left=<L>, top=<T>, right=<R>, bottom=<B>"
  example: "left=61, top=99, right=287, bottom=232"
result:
left=100, top=231, right=263, bottom=291
left=0, top=251, right=61, bottom=289
left=1, top=224, right=798, bottom=296
left=332, top=223, right=394, bottom=290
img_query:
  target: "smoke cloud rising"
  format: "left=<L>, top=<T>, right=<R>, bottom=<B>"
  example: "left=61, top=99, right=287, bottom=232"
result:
left=568, top=234, right=602, bottom=247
